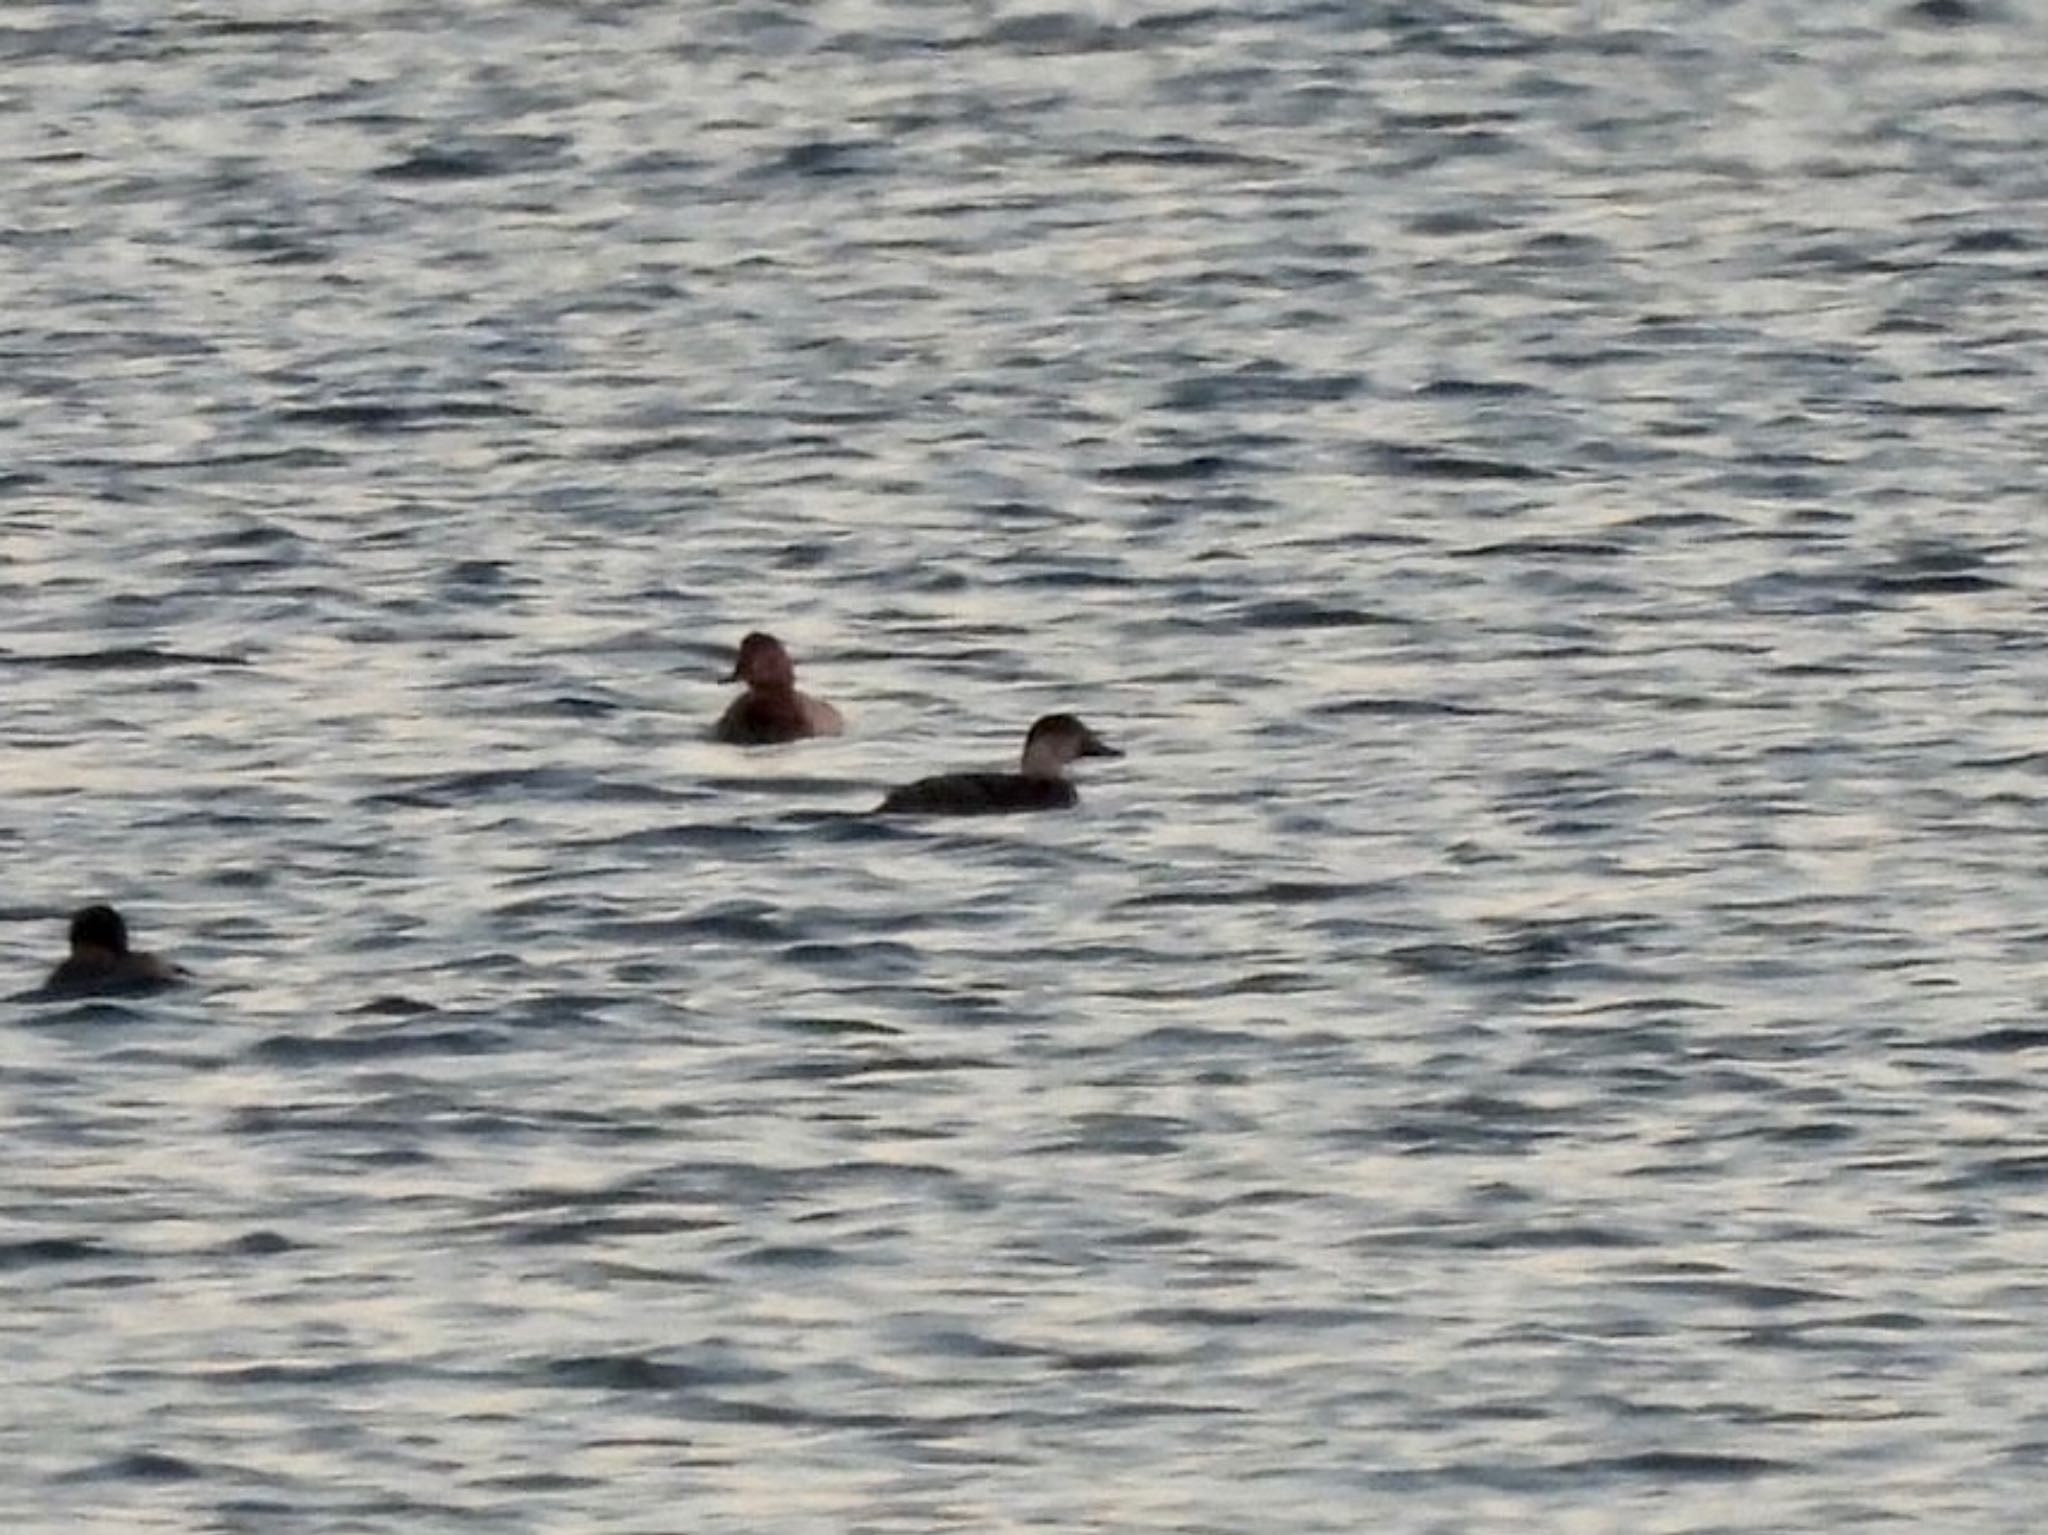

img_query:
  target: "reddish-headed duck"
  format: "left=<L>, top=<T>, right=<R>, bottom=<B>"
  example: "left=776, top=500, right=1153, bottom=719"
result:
left=713, top=632, right=846, bottom=745
left=43, top=904, right=187, bottom=997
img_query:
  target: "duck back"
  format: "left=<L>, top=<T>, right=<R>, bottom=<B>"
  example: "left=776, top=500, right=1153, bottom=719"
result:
left=714, top=691, right=812, bottom=745
left=42, top=951, right=183, bottom=998
left=877, top=772, right=1080, bottom=815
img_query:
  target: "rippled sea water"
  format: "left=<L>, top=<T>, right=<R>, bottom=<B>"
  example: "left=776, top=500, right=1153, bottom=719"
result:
left=7, top=1, right=2048, bottom=1529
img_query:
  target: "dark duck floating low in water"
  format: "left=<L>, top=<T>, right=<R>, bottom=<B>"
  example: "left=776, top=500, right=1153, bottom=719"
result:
left=877, top=714, right=1122, bottom=815
left=713, top=632, right=846, bottom=745
left=41, top=904, right=188, bottom=997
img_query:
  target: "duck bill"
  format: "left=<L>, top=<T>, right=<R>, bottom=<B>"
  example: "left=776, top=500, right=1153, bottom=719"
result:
left=1081, top=735, right=1123, bottom=759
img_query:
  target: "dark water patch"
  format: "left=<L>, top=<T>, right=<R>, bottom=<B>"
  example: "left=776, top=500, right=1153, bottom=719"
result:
left=277, top=399, right=528, bottom=433
left=533, top=693, right=621, bottom=719
left=0, top=1235, right=119, bottom=1270
left=249, top=1027, right=511, bottom=1065
left=1131, top=1303, right=1375, bottom=1331
left=992, top=565, right=1142, bottom=591
left=206, top=1359, right=413, bottom=1387
left=1373, top=443, right=1552, bottom=481
left=737, top=1242, right=844, bottom=1269
left=753, top=138, right=879, bottom=180
left=58, top=1451, right=204, bottom=1484
left=1116, top=969, right=1321, bottom=1001
left=1764, top=1119, right=1858, bottom=1145
left=1417, top=377, right=1536, bottom=399
left=627, top=904, right=788, bottom=943
left=976, top=10, right=1135, bottom=52
left=1900, top=0, right=1988, bottom=23
left=359, top=766, right=683, bottom=808
left=1407, top=207, right=1507, bottom=238
left=779, top=940, right=925, bottom=975
left=1860, top=569, right=2005, bottom=596
left=1081, top=140, right=1285, bottom=171
left=754, top=1050, right=997, bottom=1083
left=907, top=1325, right=1041, bottom=1360
left=1235, top=598, right=1402, bottom=630
left=1098, top=453, right=1241, bottom=484
left=774, top=1016, right=904, bottom=1038
left=219, top=1229, right=301, bottom=1257
left=347, top=995, right=442, bottom=1018
left=1947, top=226, right=2035, bottom=254
left=193, top=16, right=335, bottom=37
left=1321, top=695, right=1491, bottom=717
left=506, top=1213, right=724, bottom=1247
left=1116, top=879, right=1386, bottom=912
left=0, top=645, right=245, bottom=671
left=540, top=1353, right=777, bottom=1392
left=7, top=992, right=166, bottom=1019
left=1627, top=1276, right=1835, bottom=1309
left=1443, top=1222, right=1644, bottom=1251
left=1373, top=1093, right=1576, bottom=1155
left=1160, top=367, right=1364, bottom=410
left=472, top=1471, right=603, bottom=1493
left=1616, top=508, right=1740, bottom=532
left=1952, top=1026, right=2048, bottom=1052
left=1455, top=535, right=1628, bottom=560
left=1726, top=568, right=1887, bottom=616
left=1565, top=1450, right=1791, bottom=1479
left=375, top=136, right=570, bottom=180
left=1122, top=1023, right=1273, bottom=1053
left=1036, top=1112, right=1188, bottom=1157
left=573, top=821, right=802, bottom=856
left=1055, top=1347, right=1169, bottom=1373
left=1387, top=940, right=1582, bottom=986
left=1940, top=1154, right=2048, bottom=1189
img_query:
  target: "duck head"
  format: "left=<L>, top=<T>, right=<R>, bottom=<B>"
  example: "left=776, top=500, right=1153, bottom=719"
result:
left=726, top=632, right=797, bottom=689
left=1020, top=714, right=1122, bottom=777
left=69, top=903, right=131, bottom=958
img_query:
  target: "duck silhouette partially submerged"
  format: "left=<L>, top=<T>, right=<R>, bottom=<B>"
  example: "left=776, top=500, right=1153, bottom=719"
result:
left=42, top=904, right=188, bottom=997
left=877, top=714, right=1122, bottom=815
left=713, top=632, right=846, bottom=745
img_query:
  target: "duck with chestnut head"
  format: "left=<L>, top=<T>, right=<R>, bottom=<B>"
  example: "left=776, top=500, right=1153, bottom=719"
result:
left=713, top=632, right=847, bottom=745
left=42, top=905, right=188, bottom=997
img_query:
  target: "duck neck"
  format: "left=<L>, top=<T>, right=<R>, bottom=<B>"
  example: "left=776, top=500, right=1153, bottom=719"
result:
left=1019, top=742, right=1070, bottom=779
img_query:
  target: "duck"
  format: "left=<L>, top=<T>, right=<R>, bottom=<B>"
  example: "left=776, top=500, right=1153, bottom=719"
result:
left=712, top=632, right=847, bottom=745
left=877, top=714, right=1122, bottom=814
left=42, top=905, right=188, bottom=997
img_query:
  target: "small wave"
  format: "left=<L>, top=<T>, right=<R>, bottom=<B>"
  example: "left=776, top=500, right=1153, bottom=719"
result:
left=0, top=1236, right=117, bottom=1270
left=1374, top=443, right=1553, bottom=481
left=540, top=1353, right=774, bottom=1392
left=1098, top=453, right=1240, bottom=484
left=1952, top=1026, right=2048, bottom=1051
left=277, top=399, right=527, bottom=432
left=59, top=1451, right=203, bottom=1484
left=249, top=1027, right=511, bottom=1064
left=374, top=136, right=568, bottom=180
left=1236, top=598, right=1401, bottom=630
left=753, top=138, right=877, bottom=180
left=0, top=645, right=245, bottom=671
left=1565, top=1450, right=1792, bottom=1479
left=1162, top=368, right=1364, bottom=410
left=1901, top=0, right=1987, bottom=24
